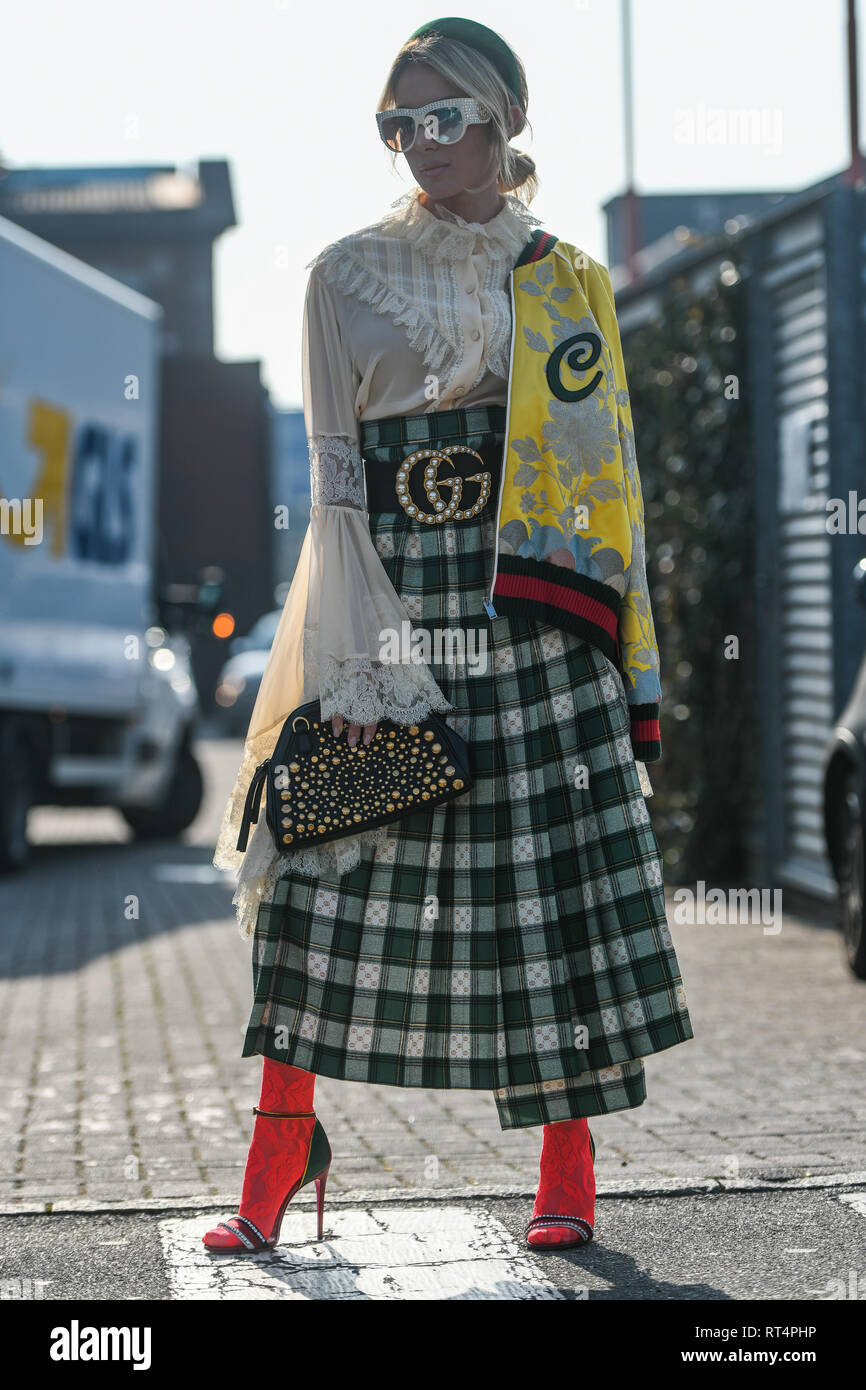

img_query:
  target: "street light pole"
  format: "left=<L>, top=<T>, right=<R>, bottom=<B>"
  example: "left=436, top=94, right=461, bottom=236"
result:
left=620, top=0, right=642, bottom=280
left=843, top=0, right=865, bottom=186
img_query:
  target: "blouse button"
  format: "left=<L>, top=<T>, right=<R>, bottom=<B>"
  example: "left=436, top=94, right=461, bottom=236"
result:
left=471, top=328, right=481, bottom=341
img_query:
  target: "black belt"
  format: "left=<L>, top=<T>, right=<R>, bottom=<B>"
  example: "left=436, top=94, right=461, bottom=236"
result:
left=363, top=443, right=502, bottom=523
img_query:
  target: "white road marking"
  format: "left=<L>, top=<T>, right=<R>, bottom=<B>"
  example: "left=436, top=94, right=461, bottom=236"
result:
left=837, top=1193, right=866, bottom=1219
left=160, top=1207, right=570, bottom=1300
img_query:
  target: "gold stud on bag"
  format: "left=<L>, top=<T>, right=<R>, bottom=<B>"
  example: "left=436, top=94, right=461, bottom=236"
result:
left=235, top=700, right=472, bottom=855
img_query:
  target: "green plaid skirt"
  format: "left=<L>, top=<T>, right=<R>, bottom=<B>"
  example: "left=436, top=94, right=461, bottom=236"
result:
left=243, top=404, right=694, bottom=1129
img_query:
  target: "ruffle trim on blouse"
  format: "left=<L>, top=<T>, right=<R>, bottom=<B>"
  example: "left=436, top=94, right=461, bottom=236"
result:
left=309, top=245, right=456, bottom=380
left=304, top=189, right=542, bottom=389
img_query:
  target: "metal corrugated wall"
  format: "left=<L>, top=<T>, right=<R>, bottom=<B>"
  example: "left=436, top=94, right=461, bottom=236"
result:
left=762, top=229, right=836, bottom=893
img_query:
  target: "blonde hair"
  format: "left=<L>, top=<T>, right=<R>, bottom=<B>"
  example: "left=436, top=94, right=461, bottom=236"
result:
left=377, top=31, right=538, bottom=204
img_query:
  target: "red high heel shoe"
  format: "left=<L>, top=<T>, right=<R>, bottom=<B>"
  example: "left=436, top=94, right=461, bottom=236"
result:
left=203, top=1108, right=331, bottom=1251
left=525, top=1118, right=596, bottom=1250
left=202, top=1060, right=331, bottom=1252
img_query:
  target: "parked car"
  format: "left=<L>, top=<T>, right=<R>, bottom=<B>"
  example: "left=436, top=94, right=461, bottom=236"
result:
left=823, top=557, right=866, bottom=978
left=213, top=609, right=281, bottom=735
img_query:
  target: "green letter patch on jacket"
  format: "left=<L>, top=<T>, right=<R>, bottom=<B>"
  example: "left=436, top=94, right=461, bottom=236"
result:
left=485, top=233, right=662, bottom=762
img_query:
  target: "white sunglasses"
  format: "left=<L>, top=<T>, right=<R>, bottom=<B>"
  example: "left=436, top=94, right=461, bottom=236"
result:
left=376, top=97, right=491, bottom=153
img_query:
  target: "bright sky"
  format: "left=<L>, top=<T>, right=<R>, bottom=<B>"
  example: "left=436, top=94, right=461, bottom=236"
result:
left=0, top=0, right=852, bottom=408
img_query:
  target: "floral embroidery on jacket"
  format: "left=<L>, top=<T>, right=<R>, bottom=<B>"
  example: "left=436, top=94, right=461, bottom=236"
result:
left=491, top=243, right=662, bottom=713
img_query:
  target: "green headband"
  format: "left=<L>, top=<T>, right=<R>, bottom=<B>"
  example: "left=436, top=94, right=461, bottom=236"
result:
left=407, top=16, right=521, bottom=100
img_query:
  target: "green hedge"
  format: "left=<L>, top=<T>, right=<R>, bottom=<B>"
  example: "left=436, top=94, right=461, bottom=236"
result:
left=622, top=258, right=758, bottom=882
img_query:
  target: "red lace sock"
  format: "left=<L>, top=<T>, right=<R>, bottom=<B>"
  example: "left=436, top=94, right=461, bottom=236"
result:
left=526, top=1117, right=596, bottom=1247
left=203, top=1059, right=316, bottom=1249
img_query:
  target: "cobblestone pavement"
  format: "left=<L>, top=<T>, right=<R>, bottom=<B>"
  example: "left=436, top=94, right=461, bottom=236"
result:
left=0, top=735, right=864, bottom=1212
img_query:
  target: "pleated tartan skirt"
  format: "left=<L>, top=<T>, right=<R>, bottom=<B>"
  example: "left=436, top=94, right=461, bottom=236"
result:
left=242, top=404, right=694, bottom=1129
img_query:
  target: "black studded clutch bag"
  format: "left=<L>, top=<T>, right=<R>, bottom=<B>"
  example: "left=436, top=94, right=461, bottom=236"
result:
left=235, top=698, right=472, bottom=856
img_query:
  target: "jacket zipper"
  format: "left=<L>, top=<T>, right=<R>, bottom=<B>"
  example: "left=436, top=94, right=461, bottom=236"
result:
left=483, top=264, right=518, bottom=619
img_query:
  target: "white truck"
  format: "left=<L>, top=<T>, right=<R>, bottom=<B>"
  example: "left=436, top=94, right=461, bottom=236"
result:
left=0, top=213, right=205, bottom=869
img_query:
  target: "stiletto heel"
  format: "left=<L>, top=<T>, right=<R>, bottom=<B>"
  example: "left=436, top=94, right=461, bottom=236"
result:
left=315, top=1163, right=330, bottom=1241
left=203, top=1108, right=332, bottom=1252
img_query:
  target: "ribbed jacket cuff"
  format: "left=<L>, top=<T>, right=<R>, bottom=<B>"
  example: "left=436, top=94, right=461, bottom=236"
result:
left=629, top=703, right=661, bottom=762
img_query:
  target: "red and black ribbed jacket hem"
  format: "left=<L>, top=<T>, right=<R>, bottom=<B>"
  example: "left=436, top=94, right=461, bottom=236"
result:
left=627, top=706, right=662, bottom=763
left=490, top=554, right=662, bottom=762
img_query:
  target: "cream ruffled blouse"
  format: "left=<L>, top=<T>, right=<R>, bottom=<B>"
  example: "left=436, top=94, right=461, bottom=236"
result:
left=213, top=187, right=650, bottom=938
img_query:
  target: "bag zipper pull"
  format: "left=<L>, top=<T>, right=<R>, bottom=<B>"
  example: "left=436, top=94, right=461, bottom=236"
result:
left=482, top=597, right=498, bottom=619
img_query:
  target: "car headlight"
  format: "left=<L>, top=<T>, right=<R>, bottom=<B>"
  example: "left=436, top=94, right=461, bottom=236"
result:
left=150, top=647, right=176, bottom=672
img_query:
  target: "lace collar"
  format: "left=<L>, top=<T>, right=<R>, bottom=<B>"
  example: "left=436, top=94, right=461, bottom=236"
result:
left=379, top=187, right=542, bottom=263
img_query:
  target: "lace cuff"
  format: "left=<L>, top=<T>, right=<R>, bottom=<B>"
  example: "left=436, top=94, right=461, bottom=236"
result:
left=302, top=630, right=455, bottom=727
left=310, top=433, right=366, bottom=508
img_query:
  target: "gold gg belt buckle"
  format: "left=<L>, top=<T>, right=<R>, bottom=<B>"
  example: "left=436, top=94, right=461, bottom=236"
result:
left=395, top=445, right=493, bottom=524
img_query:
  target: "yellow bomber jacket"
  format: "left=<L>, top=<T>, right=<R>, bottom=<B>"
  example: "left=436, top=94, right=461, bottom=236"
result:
left=483, top=229, right=663, bottom=761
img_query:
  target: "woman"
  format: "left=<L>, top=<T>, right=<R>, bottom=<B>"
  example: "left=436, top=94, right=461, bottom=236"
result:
left=206, top=15, right=694, bottom=1256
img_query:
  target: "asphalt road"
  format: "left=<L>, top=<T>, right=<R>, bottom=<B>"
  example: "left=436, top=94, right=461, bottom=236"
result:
left=2, top=1185, right=865, bottom=1301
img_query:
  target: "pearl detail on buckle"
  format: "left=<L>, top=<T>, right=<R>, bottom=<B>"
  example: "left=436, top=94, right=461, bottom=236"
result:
left=395, top=446, right=491, bottom=524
